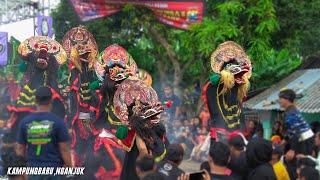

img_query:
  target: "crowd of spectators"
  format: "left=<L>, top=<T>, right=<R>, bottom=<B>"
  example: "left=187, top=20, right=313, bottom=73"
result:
left=0, top=80, right=320, bottom=180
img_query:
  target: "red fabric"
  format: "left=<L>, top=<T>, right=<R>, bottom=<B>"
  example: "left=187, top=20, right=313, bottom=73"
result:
left=94, top=135, right=122, bottom=152
left=93, top=90, right=103, bottom=120
left=202, top=82, right=210, bottom=111
left=94, top=135, right=122, bottom=180
left=120, top=129, right=136, bottom=150
left=50, top=87, right=64, bottom=103
left=71, top=150, right=82, bottom=167
left=210, top=127, right=241, bottom=141
left=165, top=100, right=172, bottom=108
left=71, top=128, right=77, bottom=148
left=95, top=166, right=120, bottom=180
left=7, top=105, right=35, bottom=113
left=199, top=110, right=210, bottom=127
left=77, top=119, right=90, bottom=140
left=6, top=113, right=17, bottom=128
left=7, top=80, right=21, bottom=101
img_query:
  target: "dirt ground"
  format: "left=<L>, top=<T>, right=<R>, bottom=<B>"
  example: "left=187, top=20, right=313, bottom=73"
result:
left=180, top=160, right=201, bottom=173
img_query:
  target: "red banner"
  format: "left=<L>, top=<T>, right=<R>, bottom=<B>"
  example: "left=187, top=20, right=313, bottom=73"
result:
left=69, top=0, right=204, bottom=29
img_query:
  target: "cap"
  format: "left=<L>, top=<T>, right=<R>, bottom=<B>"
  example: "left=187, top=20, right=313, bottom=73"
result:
left=279, top=89, right=296, bottom=102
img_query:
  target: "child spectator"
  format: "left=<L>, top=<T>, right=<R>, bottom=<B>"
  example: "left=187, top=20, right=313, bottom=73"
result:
left=271, top=146, right=290, bottom=180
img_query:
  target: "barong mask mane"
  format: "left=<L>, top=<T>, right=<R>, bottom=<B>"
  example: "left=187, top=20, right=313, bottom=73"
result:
left=18, top=36, right=67, bottom=69
left=137, top=69, right=152, bottom=87
left=113, top=79, right=163, bottom=127
left=62, top=26, right=98, bottom=72
left=211, top=41, right=251, bottom=101
left=95, top=44, right=137, bottom=82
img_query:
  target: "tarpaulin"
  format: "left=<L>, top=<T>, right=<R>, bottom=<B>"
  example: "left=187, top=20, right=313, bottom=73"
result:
left=69, top=0, right=204, bottom=29
left=0, top=32, right=8, bottom=66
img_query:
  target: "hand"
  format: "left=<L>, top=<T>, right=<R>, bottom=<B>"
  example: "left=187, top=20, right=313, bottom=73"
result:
left=178, top=173, right=190, bottom=180
left=68, top=129, right=73, bottom=136
left=202, top=169, right=211, bottom=180
left=296, top=154, right=306, bottom=159
left=285, top=149, right=295, bottom=161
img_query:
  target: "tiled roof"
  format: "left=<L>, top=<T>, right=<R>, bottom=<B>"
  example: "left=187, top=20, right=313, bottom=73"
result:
left=244, top=69, right=320, bottom=113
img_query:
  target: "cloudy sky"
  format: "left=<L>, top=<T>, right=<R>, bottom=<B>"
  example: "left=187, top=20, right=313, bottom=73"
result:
left=0, top=18, right=35, bottom=41
left=0, top=0, right=60, bottom=41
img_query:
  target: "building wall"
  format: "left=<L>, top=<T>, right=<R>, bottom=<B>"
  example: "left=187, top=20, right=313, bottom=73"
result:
left=302, top=113, right=320, bottom=123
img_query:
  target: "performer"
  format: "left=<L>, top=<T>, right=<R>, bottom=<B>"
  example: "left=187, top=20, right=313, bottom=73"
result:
left=62, top=26, right=99, bottom=166
left=94, top=44, right=138, bottom=129
left=7, top=36, right=67, bottom=138
left=203, top=41, right=251, bottom=143
left=113, top=78, right=166, bottom=180
left=87, top=44, right=138, bottom=179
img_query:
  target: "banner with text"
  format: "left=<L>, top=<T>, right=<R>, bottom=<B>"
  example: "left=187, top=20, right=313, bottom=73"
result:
left=69, top=0, right=204, bottom=29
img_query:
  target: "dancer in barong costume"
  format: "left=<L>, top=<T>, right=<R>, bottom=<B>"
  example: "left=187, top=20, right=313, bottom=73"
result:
left=62, top=26, right=99, bottom=166
left=7, top=36, right=67, bottom=139
left=202, top=41, right=251, bottom=143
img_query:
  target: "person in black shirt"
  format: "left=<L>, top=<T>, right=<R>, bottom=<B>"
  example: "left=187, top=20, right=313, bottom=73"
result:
left=161, top=84, right=181, bottom=121
left=228, top=134, right=248, bottom=180
left=246, top=138, right=276, bottom=180
left=157, top=144, right=185, bottom=180
left=208, top=142, right=235, bottom=180
left=136, top=155, right=157, bottom=179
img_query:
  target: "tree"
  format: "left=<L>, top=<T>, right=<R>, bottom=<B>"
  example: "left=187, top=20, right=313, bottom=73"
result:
left=273, top=0, right=320, bottom=57
left=51, top=0, right=303, bottom=95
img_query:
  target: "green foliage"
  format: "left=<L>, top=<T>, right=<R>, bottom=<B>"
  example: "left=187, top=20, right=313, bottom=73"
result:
left=252, top=49, right=302, bottom=88
left=273, top=0, right=320, bottom=56
left=51, top=0, right=312, bottom=91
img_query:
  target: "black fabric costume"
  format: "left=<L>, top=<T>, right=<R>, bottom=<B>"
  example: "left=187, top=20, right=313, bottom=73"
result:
left=7, top=48, right=65, bottom=140
left=206, top=83, right=242, bottom=131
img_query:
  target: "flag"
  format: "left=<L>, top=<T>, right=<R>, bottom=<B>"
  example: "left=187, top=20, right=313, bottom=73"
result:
left=0, top=32, right=8, bottom=66
left=36, top=15, right=54, bottom=37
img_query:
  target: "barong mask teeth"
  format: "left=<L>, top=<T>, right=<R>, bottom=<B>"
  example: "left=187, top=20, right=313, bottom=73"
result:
left=113, top=79, right=163, bottom=128
left=18, top=36, right=67, bottom=69
left=62, top=25, right=98, bottom=69
left=211, top=41, right=252, bottom=84
left=95, top=44, right=137, bottom=82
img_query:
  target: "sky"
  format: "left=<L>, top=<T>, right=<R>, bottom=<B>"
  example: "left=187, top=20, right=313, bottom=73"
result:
left=0, top=18, right=35, bottom=41
left=0, top=0, right=60, bottom=41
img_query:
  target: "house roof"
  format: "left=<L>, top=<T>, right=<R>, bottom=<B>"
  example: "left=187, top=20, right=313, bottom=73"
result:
left=244, top=69, right=320, bottom=113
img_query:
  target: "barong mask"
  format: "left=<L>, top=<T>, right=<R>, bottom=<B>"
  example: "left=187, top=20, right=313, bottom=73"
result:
left=18, top=36, right=67, bottom=69
left=62, top=26, right=98, bottom=71
left=95, top=44, right=137, bottom=82
left=210, top=41, right=251, bottom=101
left=113, top=79, right=163, bottom=128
